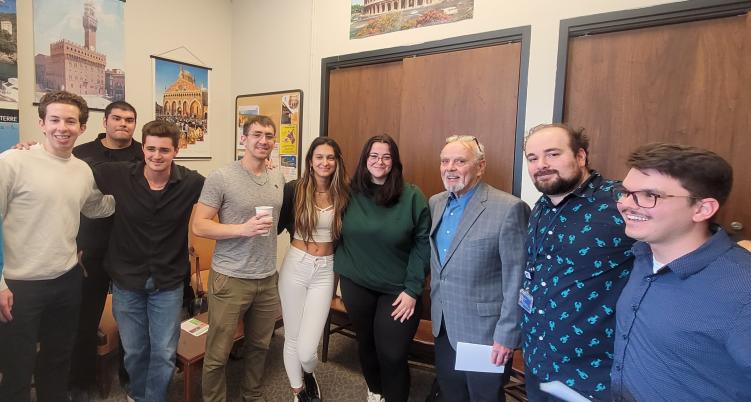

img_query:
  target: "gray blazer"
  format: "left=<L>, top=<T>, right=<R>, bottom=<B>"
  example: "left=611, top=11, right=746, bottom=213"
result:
left=429, top=182, right=530, bottom=349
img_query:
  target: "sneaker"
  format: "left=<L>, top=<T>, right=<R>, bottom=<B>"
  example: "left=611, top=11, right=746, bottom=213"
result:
left=303, top=371, right=321, bottom=400
left=366, top=390, right=385, bottom=402
left=294, top=391, right=312, bottom=402
left=68, top=387, right=91, bottom=402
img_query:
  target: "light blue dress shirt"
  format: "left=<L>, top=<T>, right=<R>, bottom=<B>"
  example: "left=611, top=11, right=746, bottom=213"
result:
left=434, top=184, right=479, bottom=264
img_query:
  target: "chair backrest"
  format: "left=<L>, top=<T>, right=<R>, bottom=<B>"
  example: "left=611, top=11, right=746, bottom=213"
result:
left=739, top=240, right=751, bottom=252
left=188, top=204, right=217, bottom=271
left=421, top=275, right=431, bottom=321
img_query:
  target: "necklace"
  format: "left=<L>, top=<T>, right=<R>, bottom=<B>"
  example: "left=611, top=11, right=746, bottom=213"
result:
left=242, top=159, right=269, bottom=186
left=144, top=172, right=168, bottom=190
left=147, top=180, right=167, bottom=190
left=247, top=169, right=269, bottom=186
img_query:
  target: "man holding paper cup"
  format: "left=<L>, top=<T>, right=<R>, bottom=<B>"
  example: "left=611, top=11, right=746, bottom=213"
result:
left=429, top=135, right=530, bottom=402
left=192, top=115, right=284, bottom=402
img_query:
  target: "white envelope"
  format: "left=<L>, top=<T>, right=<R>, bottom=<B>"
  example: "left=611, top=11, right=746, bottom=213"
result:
left=454, top=342, right=505, bottom=373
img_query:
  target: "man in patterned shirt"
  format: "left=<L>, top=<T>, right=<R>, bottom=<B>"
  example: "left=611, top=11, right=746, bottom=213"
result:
left=520, top=124, right=634, bottom=401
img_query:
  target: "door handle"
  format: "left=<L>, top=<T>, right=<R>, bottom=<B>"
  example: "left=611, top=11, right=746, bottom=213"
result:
left=730, top=221, right=744, bottom=231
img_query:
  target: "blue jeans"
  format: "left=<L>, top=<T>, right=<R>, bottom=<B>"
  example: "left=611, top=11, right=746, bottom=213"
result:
left=112, top=278, right=183, bottom=402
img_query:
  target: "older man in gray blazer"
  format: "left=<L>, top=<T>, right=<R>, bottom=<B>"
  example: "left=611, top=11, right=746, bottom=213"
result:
left=429, top=135, right=529, bottom=402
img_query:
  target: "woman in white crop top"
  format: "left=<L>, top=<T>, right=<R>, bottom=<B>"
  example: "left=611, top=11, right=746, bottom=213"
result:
left=277, top=137, right=349, bottom=402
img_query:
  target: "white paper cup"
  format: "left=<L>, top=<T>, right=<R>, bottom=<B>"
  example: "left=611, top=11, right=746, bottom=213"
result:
left=255, top=206, right=273, bottom=236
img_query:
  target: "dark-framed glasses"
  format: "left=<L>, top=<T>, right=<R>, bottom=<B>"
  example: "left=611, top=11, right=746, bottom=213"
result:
left=367, top=153, right=393, bottom=164
left=611, top=184, right=699, bottom=209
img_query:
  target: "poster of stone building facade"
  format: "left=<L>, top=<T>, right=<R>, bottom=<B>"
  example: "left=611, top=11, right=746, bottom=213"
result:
left=33, top=0, right=125, bottom=110
left=350, top=0, right=473, bottom=39
left=0, top=0, right=17, bottom=108
left=153, top=57, right=210, bottom=159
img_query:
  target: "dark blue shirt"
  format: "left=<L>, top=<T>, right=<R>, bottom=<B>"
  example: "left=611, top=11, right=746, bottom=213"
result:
left=611, top=227, right=751, bottom=402
left=521, top=172, right=634, bottom=401
left=434, top=184, right=479, bottom=264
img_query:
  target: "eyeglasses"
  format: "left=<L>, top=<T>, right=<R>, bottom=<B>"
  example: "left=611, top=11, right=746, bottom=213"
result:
left=368, top=153, right=393, bottom=164
left=470, top=136, right=480, bottom=149
left=247, top=130, right=275, bottom=141
left=611, top=184, right=699, bottom=209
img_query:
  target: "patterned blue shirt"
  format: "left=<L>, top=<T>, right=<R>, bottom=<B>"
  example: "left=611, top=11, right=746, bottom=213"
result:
left=434, top=184, right=479, bottom=264
left=521, top=172, right=634, bottom=401
left=612, top=228, right=751, bottom=402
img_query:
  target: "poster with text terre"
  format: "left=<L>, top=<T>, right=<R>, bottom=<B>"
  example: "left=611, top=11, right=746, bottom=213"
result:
left=0, top=108, right=19, bottom=152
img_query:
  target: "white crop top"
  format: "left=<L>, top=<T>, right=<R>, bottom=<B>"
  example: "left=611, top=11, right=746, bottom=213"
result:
left=293, top=205, right=334, bottom=243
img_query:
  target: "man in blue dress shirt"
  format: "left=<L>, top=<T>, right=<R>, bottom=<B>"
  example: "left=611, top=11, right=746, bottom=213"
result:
left=611, top=143, right=751, bottom=402
left=522, top=124, right=635, bottom=401
left=429, top=135, right=530, bottom=402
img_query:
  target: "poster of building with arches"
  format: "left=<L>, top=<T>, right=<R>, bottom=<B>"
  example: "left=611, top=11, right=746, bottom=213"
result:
left=153, top=56, right=210, bottom=159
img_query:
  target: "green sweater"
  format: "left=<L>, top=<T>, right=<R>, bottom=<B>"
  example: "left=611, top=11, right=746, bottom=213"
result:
left=334, top=183, right=431, bottom=298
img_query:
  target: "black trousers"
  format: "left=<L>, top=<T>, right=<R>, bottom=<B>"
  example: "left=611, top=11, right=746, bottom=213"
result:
left=0, top=265, right=82, bottom=402
left=434, top=322, right=512, bottom=402
left=523, top=369, right=566, bottom=402
left=69, top=248, right=111, bottom=389
left=340, top=276, right=422, bottom=402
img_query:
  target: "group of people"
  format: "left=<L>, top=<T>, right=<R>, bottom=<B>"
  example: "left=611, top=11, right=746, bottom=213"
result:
left=0, top=90, right=748, bottom=402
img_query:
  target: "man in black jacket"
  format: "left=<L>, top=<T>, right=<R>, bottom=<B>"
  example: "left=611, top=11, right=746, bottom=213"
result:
left=69, top=101, right=141, bottom=401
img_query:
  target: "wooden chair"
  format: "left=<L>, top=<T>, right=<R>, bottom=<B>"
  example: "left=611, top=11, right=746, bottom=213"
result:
left=95, top=293, right=119, bottom=398
left=321, top=274, right=355, bottom=362
left=188, top=205, right=216, bottom=315
left=504, top=349, right=528, bottom=401
left=739, top=240, right=751, bottom=251
left=407, top=276, right=435, bottom=370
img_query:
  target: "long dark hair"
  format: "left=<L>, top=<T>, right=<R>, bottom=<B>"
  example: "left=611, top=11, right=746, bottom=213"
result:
left=294, top=137, right=349, bottom=242
left=351, top=134, right=404, bottom=207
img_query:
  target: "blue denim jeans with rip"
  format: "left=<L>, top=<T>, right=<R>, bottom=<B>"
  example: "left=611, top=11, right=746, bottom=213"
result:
left=112, top=277, right=183, bottom=402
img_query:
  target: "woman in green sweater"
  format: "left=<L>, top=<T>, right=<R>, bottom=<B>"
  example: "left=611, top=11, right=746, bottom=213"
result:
left=334, top=134, right=431, bottom=402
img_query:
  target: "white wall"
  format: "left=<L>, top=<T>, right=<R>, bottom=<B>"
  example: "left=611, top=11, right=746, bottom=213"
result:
left=16, top=0, right=234, bottom=175
left=16, top=0, right=687, bottom=203
left=227, top=0, right=684, bottom=206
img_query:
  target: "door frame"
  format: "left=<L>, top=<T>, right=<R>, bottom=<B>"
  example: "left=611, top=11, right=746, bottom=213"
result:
left=320, top=27, right=531, bottom=196
left=552, top=0, right=751, bottom=121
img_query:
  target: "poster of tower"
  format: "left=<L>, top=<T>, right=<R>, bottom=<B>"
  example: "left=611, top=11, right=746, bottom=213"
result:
left=33, top=0, right=125, bottom=110
left=153, top=57, right=210, bottom=159
left=0, top=0, right=17, bottom=108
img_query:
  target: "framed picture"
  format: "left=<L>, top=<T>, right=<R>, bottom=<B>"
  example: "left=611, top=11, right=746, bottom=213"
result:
left=33, top=0, right=125, bottom=111
left=153, top=56, right=210, bottom=160
left=350, top=0, right=474, bottom=39
left=0, top=0, right=18, bottom=108
left=236, top=90, right=302, bottom=181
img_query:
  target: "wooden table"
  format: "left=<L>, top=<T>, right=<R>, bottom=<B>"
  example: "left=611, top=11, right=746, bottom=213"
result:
left=176, top=313, right=244, bottom=402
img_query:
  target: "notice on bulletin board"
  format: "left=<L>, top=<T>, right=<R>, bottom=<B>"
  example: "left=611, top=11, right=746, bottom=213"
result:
left=280, top=124, right=297, bottom=155
left=235, top=90, right=302, bottom=181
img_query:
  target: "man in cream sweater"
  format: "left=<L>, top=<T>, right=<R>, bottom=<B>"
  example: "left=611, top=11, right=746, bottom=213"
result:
left=0, top=91, right=115, bottom=402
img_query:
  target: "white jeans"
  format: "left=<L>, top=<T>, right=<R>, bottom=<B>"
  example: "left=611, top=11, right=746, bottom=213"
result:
left=278, top=246, right=335, bottom=388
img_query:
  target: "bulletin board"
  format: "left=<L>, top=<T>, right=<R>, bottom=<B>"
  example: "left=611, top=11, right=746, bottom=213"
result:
left=235, top=90, right=303, bottom=181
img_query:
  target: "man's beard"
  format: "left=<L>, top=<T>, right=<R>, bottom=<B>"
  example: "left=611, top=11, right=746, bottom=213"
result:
left=444, top=181, right=465, bottom=194
left=533, top=169, right=583, bottom=196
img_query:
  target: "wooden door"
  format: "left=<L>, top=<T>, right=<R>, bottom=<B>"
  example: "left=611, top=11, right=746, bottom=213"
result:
left=327, top=62, right=403, bottom=177
left=563, top=13, right=751, bottom=239
left=399, top=44, right=521, bottom=197
left=326, top=42, right=522, bottom=199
